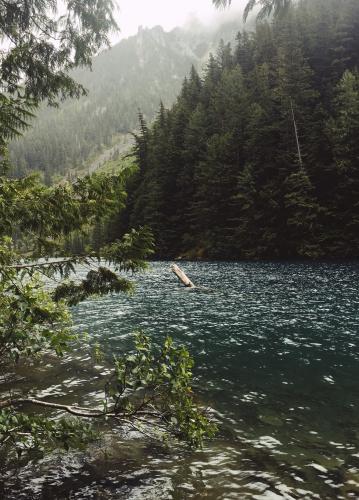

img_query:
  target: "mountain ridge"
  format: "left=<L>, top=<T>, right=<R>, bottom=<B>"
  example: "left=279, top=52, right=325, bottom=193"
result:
left=10, top=20, right=243, bottom=182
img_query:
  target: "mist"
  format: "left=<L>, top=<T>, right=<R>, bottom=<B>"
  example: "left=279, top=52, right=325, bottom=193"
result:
left=113, top=0, right=249, bottom=42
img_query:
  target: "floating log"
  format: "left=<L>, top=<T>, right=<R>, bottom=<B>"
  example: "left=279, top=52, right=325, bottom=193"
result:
left=171, top=264, right=195, bottom=288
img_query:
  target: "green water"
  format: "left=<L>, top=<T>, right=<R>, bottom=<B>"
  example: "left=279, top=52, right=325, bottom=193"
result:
left=2, top=262, right=359, bottom=498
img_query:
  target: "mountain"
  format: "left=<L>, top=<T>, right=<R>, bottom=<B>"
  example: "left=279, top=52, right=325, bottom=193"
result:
left=9, top=20, right=243, bottom=182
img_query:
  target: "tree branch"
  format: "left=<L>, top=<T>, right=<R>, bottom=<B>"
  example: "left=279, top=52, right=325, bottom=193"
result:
left=0, top=398, right=164, bottom=420
left=0, top=398, right=107, bottom=418
left=7, top=258, right=83, bottom=270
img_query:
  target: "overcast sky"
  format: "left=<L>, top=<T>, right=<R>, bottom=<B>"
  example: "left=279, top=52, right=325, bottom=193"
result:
left=114, top=0, right=248, bottom=41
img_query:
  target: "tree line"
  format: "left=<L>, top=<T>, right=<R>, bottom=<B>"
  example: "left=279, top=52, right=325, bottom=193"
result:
left=116, top=0, right=359, bottom=260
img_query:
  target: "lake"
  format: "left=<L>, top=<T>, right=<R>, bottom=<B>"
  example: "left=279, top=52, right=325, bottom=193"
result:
left=2, top=261, right=359, bottom=498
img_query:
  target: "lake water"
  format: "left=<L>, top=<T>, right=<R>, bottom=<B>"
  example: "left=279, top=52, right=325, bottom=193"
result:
left=2, top=261, right=359, bottom=499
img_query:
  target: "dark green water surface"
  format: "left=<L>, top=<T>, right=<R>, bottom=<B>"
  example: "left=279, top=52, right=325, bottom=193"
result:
left=3, top=262, right=359, bottom=498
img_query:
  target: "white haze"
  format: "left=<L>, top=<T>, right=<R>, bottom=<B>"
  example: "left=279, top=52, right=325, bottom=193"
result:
left=113, top=0, right=249, bottom=42
left=0, top=1, right=248, bottom=50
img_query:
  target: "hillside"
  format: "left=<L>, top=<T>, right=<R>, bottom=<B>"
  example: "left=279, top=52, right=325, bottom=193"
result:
left=9, top=20, right=242, bottom=182
left=117, top=0, right=359, bottom=260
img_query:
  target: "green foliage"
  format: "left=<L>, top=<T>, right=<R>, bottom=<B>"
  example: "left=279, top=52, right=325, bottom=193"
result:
left=120, top=0, right=359, bottom=260
left=0, top=96, right=36, bottom=145
left=0, top=0, right=117, bottom=104
left=0, top=173, right=155, bottom=359
left=213, top=0, right=293, bottom=21
left=328, top=70, right=359, bottom=168
left=243, top=0, right=293, bottom=21
left=283, top=170, right=322, bottom=257
left=101, top=226, right=154, bottom=273
left=96, top=154, right=136, bottom=176
left=52, top=267, right=134, bottom=306
left=0, top=173, right=127, bottom=249
left=0, top=96, right=36, bottom=173
left=105, top=333, right=217, bottom=448
left=0, top=332, right=217, bottom=468
left=325, top=69, right=359, bottom=253
left=0, top=410, right=95, bottom=462
left=0, top=266, right=73, bottom=360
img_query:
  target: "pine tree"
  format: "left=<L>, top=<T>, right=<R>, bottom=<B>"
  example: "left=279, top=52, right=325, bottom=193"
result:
left=331, top=0, right=359, bottom=80
left=216, top=39, right=234, bottom=72
left=283, top=170, right=322, bottom=257
left=202, top=53, right=222, bottom=105
left=274, top=17, right=318, bottom=170
left=234, top=31, right=255, bottom=75
left=232, top=163, right=258, bottom=258
left=326, top=70, right=359, bottom=254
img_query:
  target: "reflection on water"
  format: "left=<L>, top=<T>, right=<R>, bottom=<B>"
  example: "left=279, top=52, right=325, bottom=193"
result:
left=1, top=261, right=359, bottom=498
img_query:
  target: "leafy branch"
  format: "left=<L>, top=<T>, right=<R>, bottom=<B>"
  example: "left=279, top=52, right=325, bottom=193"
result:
left=0, top=333, right=217, bottom=461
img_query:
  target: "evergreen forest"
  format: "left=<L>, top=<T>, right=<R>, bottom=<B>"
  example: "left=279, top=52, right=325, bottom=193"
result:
left=117, top=0, right=359, bottom=260
left=2, top=0, right=359, bottom=497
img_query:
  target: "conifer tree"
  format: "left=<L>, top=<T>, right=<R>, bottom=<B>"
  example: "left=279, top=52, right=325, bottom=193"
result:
left=234, top=31, right=255, bottom=75
left=283, top=170, right=322, bottom=257
left=331, top=0, right=359, bottom=80
left=326, top=70, right=359, bottom=254
left=232, top=163, right=258, bottom=258
left=216, top=39, right=234, bottom=72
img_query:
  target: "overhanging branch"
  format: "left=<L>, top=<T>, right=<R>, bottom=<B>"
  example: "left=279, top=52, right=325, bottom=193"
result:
left=7, top=258, right=86, bottom=271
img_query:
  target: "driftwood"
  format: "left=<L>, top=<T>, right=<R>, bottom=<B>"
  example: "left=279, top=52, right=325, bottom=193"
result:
left=171, top=264, right=195, bottom=288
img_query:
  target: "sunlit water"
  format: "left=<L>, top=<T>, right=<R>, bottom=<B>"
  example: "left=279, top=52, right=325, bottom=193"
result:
left=2, top=261, right=359, bottom=499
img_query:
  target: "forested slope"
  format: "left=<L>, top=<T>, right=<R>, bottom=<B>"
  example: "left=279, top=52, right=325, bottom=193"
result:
left=118, top=0, right=359, bottom=260
left=9, top=21, right=241, bottom=181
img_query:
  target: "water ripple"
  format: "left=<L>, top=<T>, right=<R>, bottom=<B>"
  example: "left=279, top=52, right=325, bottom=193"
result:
left=2, top=261, right=359, bottom=499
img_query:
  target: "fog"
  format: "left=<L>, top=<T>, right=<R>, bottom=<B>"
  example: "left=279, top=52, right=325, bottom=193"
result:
left=114, top=0, right=249, bottom=42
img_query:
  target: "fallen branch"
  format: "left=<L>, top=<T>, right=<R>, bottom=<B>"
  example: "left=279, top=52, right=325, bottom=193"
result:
left=0, top=398, right=164, bottom=420
left=171, top=264, right=195, bottom=288
left=0, top=398, right=106, bottom=417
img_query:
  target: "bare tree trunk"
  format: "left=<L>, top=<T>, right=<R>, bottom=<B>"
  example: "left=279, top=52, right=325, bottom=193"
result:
left=290, top=98, right=304, bottom=169
left=171, top=264, right=195, bottom=288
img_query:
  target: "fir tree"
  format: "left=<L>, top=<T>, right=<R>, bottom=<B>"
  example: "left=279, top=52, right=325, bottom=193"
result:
left=283, top=170, right=323, bottom=257
left=326, top=70, right=359, bottom=254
